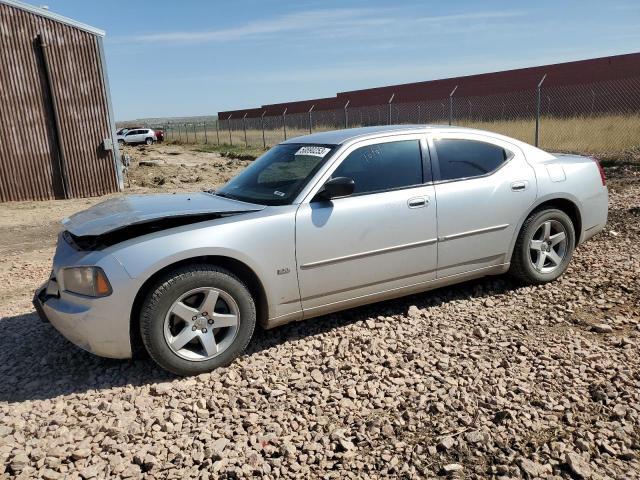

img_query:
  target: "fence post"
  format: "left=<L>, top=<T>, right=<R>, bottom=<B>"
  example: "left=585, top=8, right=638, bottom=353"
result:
left=178, top=123, right=182, bottom=142
left=216, top=120, right=220, bottom=145
left=228, top=115, right=233, bottom=146
left=193, top=123, right=197, bottom=143
left=204, top=122, right=208, bottom=144
left=283, top=108, right=287, bottom=140
left=308, top=104, right=314, bottom=134
left=388, top=93, right=395, bottom=125
left=261, top=110, right=266, bottom=149
left=449, top=85, right=458, bottom=126
left=185, top=123, right=189, bottom=143
left=242, top=113, right=248, bottom=146
left=535, top=74, right=547, bottom=147
left=344, top=100, right=350, bottom=129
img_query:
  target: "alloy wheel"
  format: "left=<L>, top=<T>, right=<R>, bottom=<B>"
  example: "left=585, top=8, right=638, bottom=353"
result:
left=163, top=287, right=240, bottom=361
left=529, top=220, right=568, bottom=274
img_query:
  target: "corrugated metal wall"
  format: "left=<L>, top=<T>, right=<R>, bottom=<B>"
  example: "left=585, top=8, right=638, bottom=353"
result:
left=0, top=2, right=119, bottom=202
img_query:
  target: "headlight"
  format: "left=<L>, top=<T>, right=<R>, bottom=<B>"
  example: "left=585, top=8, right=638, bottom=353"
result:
left=62, top=267, right=112, bottom=297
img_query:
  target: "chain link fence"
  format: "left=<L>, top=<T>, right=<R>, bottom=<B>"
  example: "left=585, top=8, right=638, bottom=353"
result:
left=157, top=76, right=640, bottom=157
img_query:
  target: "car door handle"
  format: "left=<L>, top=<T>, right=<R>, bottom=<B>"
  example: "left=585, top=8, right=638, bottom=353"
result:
left=408, top=196, right=429, bottom=208
left=511, top=181, right=528, bottom=192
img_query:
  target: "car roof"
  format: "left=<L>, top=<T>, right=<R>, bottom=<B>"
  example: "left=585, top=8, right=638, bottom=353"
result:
left=281, top=124, right=553, bottom=160
left=281, top=124, right=481, bottom=146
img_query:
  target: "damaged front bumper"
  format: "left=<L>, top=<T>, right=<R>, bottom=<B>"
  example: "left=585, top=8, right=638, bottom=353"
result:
left=33, top=286, right=50, bottom=323
left=33, top=235, right=137, bottom=359
left=33, top=278, right=133, bottom=359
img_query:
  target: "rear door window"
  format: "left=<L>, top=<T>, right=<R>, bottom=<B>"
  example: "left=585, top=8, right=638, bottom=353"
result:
left=332, top=140, right=423, bottom=195
left=434, top=139, right=511, bottom=181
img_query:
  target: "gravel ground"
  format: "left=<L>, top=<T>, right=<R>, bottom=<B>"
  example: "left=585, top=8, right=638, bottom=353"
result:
left=0, top=156, right=638, bottom=479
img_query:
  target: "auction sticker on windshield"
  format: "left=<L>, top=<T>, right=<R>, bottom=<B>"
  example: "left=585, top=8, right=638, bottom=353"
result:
left=295, top=146, right=331, bottom=157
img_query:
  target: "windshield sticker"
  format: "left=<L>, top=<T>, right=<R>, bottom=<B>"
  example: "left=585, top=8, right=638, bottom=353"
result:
left=295, top=146, right=331, bottom=157
left=273, top=190, right=286, bottom=197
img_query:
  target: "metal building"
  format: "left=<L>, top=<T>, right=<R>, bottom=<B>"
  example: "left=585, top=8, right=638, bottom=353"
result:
left=0, top=0, right=122, bottom=202
left=219, top=52, right=640, bottom=120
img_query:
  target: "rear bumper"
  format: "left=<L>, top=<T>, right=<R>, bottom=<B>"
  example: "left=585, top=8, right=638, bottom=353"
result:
left=579, top=186, right=608, bottom=244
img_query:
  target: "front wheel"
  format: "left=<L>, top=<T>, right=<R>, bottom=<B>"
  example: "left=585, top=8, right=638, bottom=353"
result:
left=140, top=265, right=256, bottom=375
left=509, top=208, right=575, bottom=284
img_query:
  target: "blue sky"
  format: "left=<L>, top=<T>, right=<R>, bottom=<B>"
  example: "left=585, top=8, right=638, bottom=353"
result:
left=39, top=0, right=640, bottom=121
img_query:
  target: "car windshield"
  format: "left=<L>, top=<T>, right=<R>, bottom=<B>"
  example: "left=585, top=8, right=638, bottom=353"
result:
left=215, top=143, right=337, bottom=205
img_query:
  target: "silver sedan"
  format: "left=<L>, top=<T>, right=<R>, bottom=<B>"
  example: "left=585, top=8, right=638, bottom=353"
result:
left=34, top=125, right=608, bottom=375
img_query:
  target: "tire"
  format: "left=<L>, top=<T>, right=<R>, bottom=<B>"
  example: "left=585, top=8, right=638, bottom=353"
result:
left=117, top=139, right=124, bottom=145
left=509, top=208, right=575, bottom=284
left=145, top=137, right=154, bottom=145
left=140, top=265, right=256, bottom=376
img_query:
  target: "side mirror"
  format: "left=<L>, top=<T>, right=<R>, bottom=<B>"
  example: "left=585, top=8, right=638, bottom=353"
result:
left=314, top=176, right=355, bottom=201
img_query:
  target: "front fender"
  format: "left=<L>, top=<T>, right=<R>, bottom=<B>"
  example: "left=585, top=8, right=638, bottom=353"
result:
left=110, top=207, right=301, bottom=321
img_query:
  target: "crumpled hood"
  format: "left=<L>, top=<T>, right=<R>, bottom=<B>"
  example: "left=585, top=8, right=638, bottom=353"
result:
left=62, top=192, right=264, bottom=237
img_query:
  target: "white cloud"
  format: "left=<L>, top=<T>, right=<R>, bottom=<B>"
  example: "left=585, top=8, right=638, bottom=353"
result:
left=111, top=8, right=524, bottom=45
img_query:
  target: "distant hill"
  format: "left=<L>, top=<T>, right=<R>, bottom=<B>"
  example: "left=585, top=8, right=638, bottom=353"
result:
left=117, top=115, right=218, bottom=128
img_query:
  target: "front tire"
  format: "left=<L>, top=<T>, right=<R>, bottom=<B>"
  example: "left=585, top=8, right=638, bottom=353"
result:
left=509, top=208, right=575, bottom=284
left=140, top=265, right=256, bottom=376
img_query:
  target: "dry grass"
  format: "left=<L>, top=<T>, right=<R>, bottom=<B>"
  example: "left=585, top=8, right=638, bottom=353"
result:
left=166, top=114, right=640, bottom=157
left=458, top=113, right=640, bottom=155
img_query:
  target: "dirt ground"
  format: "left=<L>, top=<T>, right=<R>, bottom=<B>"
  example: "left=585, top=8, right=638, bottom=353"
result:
left=0, top=144, right=251, bottom=315
left=0, top=146, right=638, bottom=479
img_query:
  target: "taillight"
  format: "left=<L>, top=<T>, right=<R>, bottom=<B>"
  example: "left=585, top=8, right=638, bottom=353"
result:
left=594, top=158, right=606, bottom=186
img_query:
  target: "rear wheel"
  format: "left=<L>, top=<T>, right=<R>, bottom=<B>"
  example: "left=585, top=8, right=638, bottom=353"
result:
left=140, top=265, right=256, bottom=375
left=145, top=137, right=154, bottom=145
left=509, top=208, right=575, bottom=284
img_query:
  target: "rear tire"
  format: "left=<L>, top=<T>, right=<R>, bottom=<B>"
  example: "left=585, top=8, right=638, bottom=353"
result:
left=145, top=137, right=154, bottom=145
left=140, top=265, right=256, bottom=376
left=509, top=208, right=575, bottom=284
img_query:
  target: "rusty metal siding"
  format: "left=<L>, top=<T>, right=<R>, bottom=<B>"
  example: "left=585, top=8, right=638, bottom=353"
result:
left=0, top=2, right=119, bottom=202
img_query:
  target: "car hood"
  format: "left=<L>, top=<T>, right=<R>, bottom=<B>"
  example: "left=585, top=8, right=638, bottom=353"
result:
left=62, top=192, right=265, bottom=237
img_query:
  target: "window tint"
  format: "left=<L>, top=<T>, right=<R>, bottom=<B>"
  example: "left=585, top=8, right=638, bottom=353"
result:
left=434, top=139, right=510, bottom=181
left=332, top=140, right=423, bottom=195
